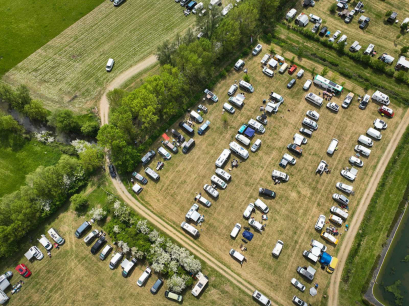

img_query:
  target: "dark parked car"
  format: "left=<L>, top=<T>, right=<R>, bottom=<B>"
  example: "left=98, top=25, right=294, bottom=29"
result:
left=359, top=17, right=370, bottom=29
left=113, top=0, right=125, bottom=6
left=150, top=278, right=164, bottom=294
left=91, top=236, right=106, bottom=255
left=319, top=26, right=328, bottom=37
left=287, top=79, right=296, bottom=89
left=141, top=150, right=156, bottom=166
left=259, top=188, right=276, bottom=198
left=109, top=165, right=116, bottom=178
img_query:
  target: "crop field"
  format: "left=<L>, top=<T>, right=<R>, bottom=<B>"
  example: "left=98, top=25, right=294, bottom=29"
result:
left=128, top=43, right=406, bottom=305
left=290, top=0, right=409, bottom=62
left=0, top=188, right=253, bottom=306
left=2, top=0, right=194, bottom=112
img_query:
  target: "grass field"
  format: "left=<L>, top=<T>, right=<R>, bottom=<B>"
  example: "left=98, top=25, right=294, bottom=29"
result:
left=0, top=140, right=62, bottom=197
left=339, top=125, right=409, bottom=305
left=0, top=181, right=253, bottom=306
left=290, top=0, right=409, bottom=62
left=2, top=0, right=194, bottom=113
left=123, top=43, right=406, bottom=305
left=0, top=0, right=104, bottom=76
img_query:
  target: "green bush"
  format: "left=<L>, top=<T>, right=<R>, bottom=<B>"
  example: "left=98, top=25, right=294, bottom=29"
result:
left=329, top=3, right=337, bottom=13
left=385, top=10, right=392, bottom=17
left=71, top=194, right=88, bottom=213
left=242, top=48, right=250, bottom=56
left=220, top=70, right=227, bottom=78
left=243, top=74, right=251, bottom=83
left=400, top=46, right=409, bottom=54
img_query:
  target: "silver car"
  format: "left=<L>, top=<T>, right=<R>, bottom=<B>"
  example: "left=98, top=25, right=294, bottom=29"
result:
left=332, top=193, right=350, bottom=206
left=291, top=278, right=306, bottom=292
left=204, top=184, right=219, bottom=198
left=327, top=102, right=339, bottom=112
left=349, top=156, right=364, bottom=167
left=306, top=110, right=319, bottom=121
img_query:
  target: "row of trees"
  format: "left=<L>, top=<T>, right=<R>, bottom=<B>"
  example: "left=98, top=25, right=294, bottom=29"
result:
left=98, top=0, right=286, bottom=172
left=105, top=201, right=201, bottom=293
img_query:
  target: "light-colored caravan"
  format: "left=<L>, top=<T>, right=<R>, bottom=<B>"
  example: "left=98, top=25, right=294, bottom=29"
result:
left=215, top=149, right=231, bottom=167
left=327, top=138, right=339, bottom=155
left=367, top=127, right=382, bottom=140
left=371, top=90, right=390, bottom=106
left=229, top=142, right=249, bottom=159
left=305, top=92, right=323, bottom=107
left=235, top=134, right=251, bottom=146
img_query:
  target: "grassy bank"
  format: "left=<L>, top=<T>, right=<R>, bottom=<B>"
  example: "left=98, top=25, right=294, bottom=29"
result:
left=339, top=125, right=409, bottom=305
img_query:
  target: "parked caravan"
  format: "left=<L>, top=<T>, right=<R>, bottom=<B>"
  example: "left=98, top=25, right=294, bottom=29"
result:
left=211, top=175, right=227, bottom=189
left=252, top=291, right=271, bottom=306
left=191, top=272, right=208, bottom=296
left=235, top=134, right=251, bottom=146
left=228, top=95, right=245, bottom=108
left=145, top=167, right=159, bottom=180
left=198, top=120, right=211, bottom=135
left=355, top=145, right=371, bottom=157
left=158, top=147, right=171, bottom=160
left=229, top=249, right=245, bottom=263
left=330, top=206, right=349, bottom=219
left=272, top=170, right=289, bottom=181
left=327, top=138, right=339, bottom=155
left=179, top=122, right=194, bottom=134
left=182, top=138, right=195, bottom=154
left=230, top=223, right=242, bottom=238
left=248, top=119, right=265, bottom=133
left=279, top=63, right=288, bottom=74
left=215, top=168, right=231, bottom=181
left=181, top=221, right=200, bottom=237
left=195, top=194, right=211, bottom=207
left=358, top=135, right=373, bottom=147
left=268, top=58, right=278, bottom=69
left=261, top=54, right=270, bottom=65
left=109, top=252, right=123, bottom=269
left=234, top=59, right=245, bottom=70
left=305, top=92, right=323, bottom=107
left=229, top=142, right=249, bottom=159
left=215, top=149, right=231, bottom=167
left=372, top=90, right=390, bottom=105
left=254, top=199, right=269, bottom=213
left=239, top=80, right=254, bottom=93
left=367, top=127, right=382, bottom=140
left=75, top=221, right=91, bottom=238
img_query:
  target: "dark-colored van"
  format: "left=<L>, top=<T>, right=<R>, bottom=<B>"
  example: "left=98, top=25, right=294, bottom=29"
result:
left=91, top=236, right=106, bottom=254
left=182, top=138, right=195, bottom=154
left=179, top=122, right=194, bottom=134
left=75, top=221, right=91, bottom=238
left=141, top=150, right=156, bottom=166
left=319, top=26, right=328, bottom=37
left=150, top=278, right=164, bottom=294
left=171, top=129, right=185, bottom=143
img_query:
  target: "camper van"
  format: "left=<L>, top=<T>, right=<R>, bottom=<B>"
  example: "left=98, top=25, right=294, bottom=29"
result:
left=229, top=249, right=245, bottom=263
left=75, top=221, right=91, bottom=238
left=229, top=142, right=249, bottom=159
left=190, top=110, right=204, bottom=123
left=198, top=120, right=210, bottom=135
left=182, top=138, right=195, bottom=154
left=121, top=258, right=137, bottom=278
left=239, top=80, right=254, bottom=93
left=286, top=8, right=297, bottom=20
left=372, top=90, right=390, bottom=105
left=191, top=272, right=208, bottom=297
left=181, top=221, right=200, bottom=237
left=364, top=44, right=375, bottom=55
left=106, top=58, right=115, bottom=72
left=215, top=149, right=231, bottom=167
left=234, top=59, right=245, bottom=70
left=99, top=245, right=113, bottom=260
left=179, top=122, right=194, bottom=134
left=211, top=175, right=227, bottom=189
left=274, top=54, right=285, bottom=63
left=223, top=103, right=235, bottom=114
left=355, top=145, right=371, bottom=157
left=349, top=41, right=361, bottom=52
left=248, top=119, right=265, bottom=133
left=109, top=252, right=123, bottom=269
left=145, top=167, right=160, bottom=180
left=228, top=95, right=245, bottom=108
left=261, top=54, right=270, bottom=65
left=195, top=194, right=211, bottom=207
left=158, top=147, right=171, bottom=160
left=235, top=134, right=251, bottom=146
left=254, top=199, right=269, bottom=213
left=329, top=214, right=343, bottom=226
left=327, top=138, right=339, bottom=155
left=48, top=228, right=65, bottom=245
left=279, top=63, right=288, bottom=74
left=302, top=117, right=318, bottom=130
left=230, top=223, right=242, bottom=238
left=321, top=231, right=339, bottom=245
left=305, top=92, right=323, bottom=107
left=330, top=206, right=349, bottom=219
left=137, top=267, right=152, bottom=287
left=215, top=168, right=231, bottom=181
left=252, top=291, right=271, bottom=306
left=342, top=92, right=354, bottom=108
left=367, top=127, right=382, bottom=140
left=132, top=183, right=143, bottom=195
left=272, top=170, right=289, bottom=181
left=358, top=135, right=373, bottom=147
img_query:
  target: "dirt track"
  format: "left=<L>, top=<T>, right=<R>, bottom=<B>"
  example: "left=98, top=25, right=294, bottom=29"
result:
left=328, top=109, right=409, bottom=306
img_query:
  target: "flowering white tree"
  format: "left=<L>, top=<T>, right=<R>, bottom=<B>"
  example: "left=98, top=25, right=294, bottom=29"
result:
left=38, top=199, right=52, bottom=211
left=136, top=220, right=151, bottom=235
left=148, top=230, right=159, bottom=242
left=90, top=207, right=107, bottom=221
left=113, top=225, right=121, bottom=234
left=118, top=241, right=130, bottom=254
left=71, top=139, right=91, bottom=154
left=34, top=131, right=55, bottom=143
left=181, top=255, right=202, bottom=274
left=168, top=260, right=179, bottom=273
left=167, top=275, right=187, bottom=293
left=131, top=247, right=145, bottom=259
left=114, top=201, right=132, bottom=223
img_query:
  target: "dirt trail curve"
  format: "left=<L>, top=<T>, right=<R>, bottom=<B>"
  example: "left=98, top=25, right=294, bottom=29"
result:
left=328, top=108, right=409, bottom=306
left=98, top=55, right=287, bottom=305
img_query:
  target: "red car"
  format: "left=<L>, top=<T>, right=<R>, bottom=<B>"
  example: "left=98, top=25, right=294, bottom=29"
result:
left=288, top=64, right=297, bottom=75
left=378, top=105, right=394, bottom=118
left=15, top=264, right=31, bottom=278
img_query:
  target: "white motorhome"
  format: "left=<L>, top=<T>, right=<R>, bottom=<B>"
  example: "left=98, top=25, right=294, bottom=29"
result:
left=235, top=134, right=251, bottom=146
left=330, top=206, right=349, bottom=219
left=355, top=145, right=371, bottom=157
left=311, top=239, right=327, bottom=252
left=190, top=110, right=204, bottom=123
left=272, top=240, right=284, bottom=257
left=371, top=90, right=390, bottom=106
left=303, top=250, right=318, bottom=263
left=286, top=8, right=297, bottom=20
left=121, top=258, right=137, bottom=278
left=229, top=249, right=245, bottom=263
left=239, top=80, right=254, bottom=93
left=367, top=127, right=382, bottom=140
left=327, top=138, right=339, bottom=155
left=305, top=92, right=323, bottom=107
left=215, top=168, right=231, bottom=181
left=248, top=119, right=265, bottom=133
left=145, top=167, right=160, bottom=180
left=215, top=149, right=231, bottom=167
left=252, top=291, right=271, bottom=306
left=272, top=170, right=289, bottom=181
left=261, top=54, right=270, bottom=65
left=48, top=228, right=65, bottom=245
left=358, top=135, right=373, bottom=147
left=191, top=272, right=209, bottom=296
left=109, top=252, right=123, bottom=269
left=181, top=221, right=200, bottom=237
left=228, top=95, right=245, bottom=108
left=229, top=142, right=249, bottom=159
left=254, top=199, right=269, bottom=213
left=211, top=175, right=227, bottom=189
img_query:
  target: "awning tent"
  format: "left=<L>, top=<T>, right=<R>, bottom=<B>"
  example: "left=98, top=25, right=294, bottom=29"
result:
left=242, top=231, right=254, bottom=241
left=244, top=127, right=255, bottom=138
left=319, top=252, right=332, bottom=265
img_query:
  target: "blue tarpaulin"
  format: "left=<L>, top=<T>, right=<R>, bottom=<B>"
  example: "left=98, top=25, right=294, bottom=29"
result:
left=319, top=252, right=332, bottom=265
left=242, top=231, right=254, bottom=241
left=244, top=127, right=255, bottom=138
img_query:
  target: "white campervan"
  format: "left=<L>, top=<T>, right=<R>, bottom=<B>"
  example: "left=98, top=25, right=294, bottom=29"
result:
left=305, top=92, right=323, bottom=107
left=228, top=96, right=244, bottom=108
left=272, top=170, right=289, bottom=181
left=229, top=142, right=249, bottom=159
left=372, top=90, right=390, bottom=106
left=230, top=223, right=242, bottom=238
left=181, top=221, right=200, bottom=237
left=234, top=59, right=245, bottom=70
left=215, top=168, right=231, bottom=181
left=229, top=249, right=245, bottom=263
left=367, top=127, right=382, bottom=140
left=137, top=267, right=152, bottom=287
left=254, top=199, right=269, bottom=213
left=252, top=291, right=271, bottom=306
left=330, top=206, right=349, bottom=219
left=157, top=147, right=171, bottom=160
left=235, top=134, right=251, bottom=146
left=190, top=110, right=204, bottom=123
left=215, top=149, right=231, bottom=167
left=109, top=252, right=123, bottom=269
left=358, top=135, right=373, bottom=147
left=248, top=119, right=265, bottom=133
left=211, top=175, right=227, bottom=189
left=279, top=63, right=288, bottom=74
left=239, top=80, right=254, bottom=93
left=261, top=54, right=270, bottom=65
left=327, top=138, right=339, bottom=155
left=355, top=145, right=371, bottom=157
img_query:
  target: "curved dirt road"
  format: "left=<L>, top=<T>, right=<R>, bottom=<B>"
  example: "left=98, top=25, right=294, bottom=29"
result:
left=328, top=109, right=409, bottom=306
left=98, top=56, right=288, bottom=305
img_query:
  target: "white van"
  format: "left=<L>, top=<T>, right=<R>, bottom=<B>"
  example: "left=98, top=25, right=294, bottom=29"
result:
left=355, top=145, right=371, bottom=157
left=228, top=96, right=244, bottom=108
left=215, top=149, right=231, bottom=167
left=367, top=127, right=382, bottom=140
left=297, top=69, right=304, bottom=78
left=305, top=92, right=323, bottom=107
left=262, top=67, right=274, bottom=77
left=329, top=214, right=343, bottom=226
left=252, top=291, right=271, bottom=306
left=272, top=240, right=284, bottom=257
left=239, top=80, right=254, bottom=93
left=279, top=63, right=288, bottom=74
left=195, top=194, right=211, bottom=207
left=311, top=239, right=327, bottom=252
left=358, top=135, right=373, bottom=147
left=336, top=182, right=354, bottom=194
left=48, top=228, right=65, bottom=245
left=235, top=134, right=251, bottom=146
left=229, top=142, right=249, bottom=159
left=190, top=110, right=204, bottom=123
left=261, top=54, right=271, bottom=65
left=249, top=219, right=264, bottom=231
left=106, top=58, right=115, bottom=72
left=227, top=84, right=238, bottom=96
left=230, top=249, right=245, bottom=263
left=223, top=103, right=235, bottom=114
left=283, top=153, right=296, bottom=165
left=268, top=58, right=278, bottom=69
left=254, top=199, right=269, bottom=213
left=215, top=168, right=231, bottom=181
left=234, top=59, right=245, bottom=70
left=109, top=252, right=123, bottom=269
left=272, top=170, right=289, bottom=181
left=248, top=119, right=265, bottom=133
left=303, top=80, right=312, bottom=90
left=158, top=147, right=171, bottom=160
left=137, top=267, right=152, bottom=287
left=181, top=221, right=200, bottom=237
left=330, top=206, right=349, bottom=219
left=100, top=245, right=113, bottom=260
left=302, top=117, right=318, bottom=130
left=211, top=175, right=227, bottom=189
left=372, top=90, right=390, bottom=105
left=230, top=223, right=242, bottom=238
left=145, top=167, right=160, bottom=180
left=327, top=138, right=339, bottom=155
left=132, top=183, right=143, bottom=195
